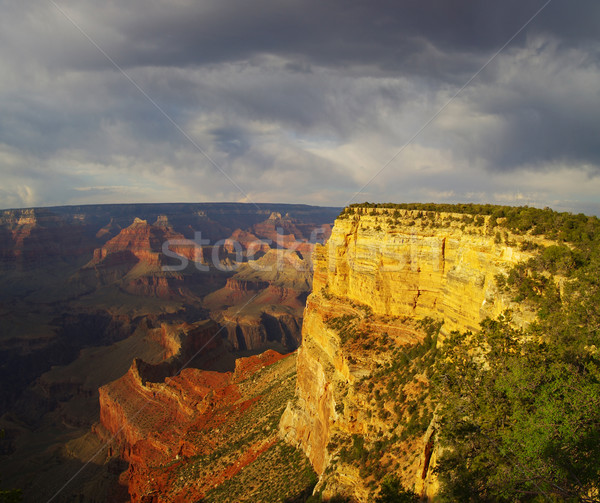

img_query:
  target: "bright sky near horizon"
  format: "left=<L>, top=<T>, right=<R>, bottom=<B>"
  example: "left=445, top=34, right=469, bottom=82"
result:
left=1, top=1, right=599, bottom=214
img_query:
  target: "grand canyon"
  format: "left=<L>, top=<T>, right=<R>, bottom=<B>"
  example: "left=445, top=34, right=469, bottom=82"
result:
left=2, top=2, right=599, bottom=501
left=2, top=202, right=598, bottom=502
left=0, top=202, right=335, bottom=502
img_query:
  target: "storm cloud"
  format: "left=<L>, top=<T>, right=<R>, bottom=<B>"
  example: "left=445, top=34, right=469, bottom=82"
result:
left=1, top=0, right=599, bottom=213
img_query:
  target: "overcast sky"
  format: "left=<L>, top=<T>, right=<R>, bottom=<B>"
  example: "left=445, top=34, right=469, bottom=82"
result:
left=1, top=1, right=599, bottom=214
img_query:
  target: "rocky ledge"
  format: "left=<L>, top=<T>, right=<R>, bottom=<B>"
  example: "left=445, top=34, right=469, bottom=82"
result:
left=280, top=208, right=542, bottom=501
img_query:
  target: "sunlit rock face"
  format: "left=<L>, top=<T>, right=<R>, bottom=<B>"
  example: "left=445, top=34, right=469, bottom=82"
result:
left=315, top=210, right=536, bottom=334
left=281, top=209, right=539, bottom=501
left=99, top=346, right=296, bottom=503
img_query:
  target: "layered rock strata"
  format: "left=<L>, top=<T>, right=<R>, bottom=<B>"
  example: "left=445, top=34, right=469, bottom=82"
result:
left=281, top=209, right=540, bottom=501
left=313, top=210, right=537, bottom=334
left=88, top=217, right=204, bottom=269
left=99, top=349, right=314, bottom=502
left=204, top=249, right=312, bottom=352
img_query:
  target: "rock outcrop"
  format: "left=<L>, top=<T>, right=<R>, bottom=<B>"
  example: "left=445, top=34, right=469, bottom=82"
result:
left=313, top=209, right=537, bottom=334
left=204, top=249, right=312, bottom=352
left=251, top=212, right=332, bottom=253
left=99, top=349, right=315, bottom=502
left=98, top=320, right=221, bottom=454
left=281, top=208, right=541, bottom=501
left=77, top=217, right=210, bottom=299
left=223, top=229, right=271, bottom=255
left=88, top=217, right=203, bottom=270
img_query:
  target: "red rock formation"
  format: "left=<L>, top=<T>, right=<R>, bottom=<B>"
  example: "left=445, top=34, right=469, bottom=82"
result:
left=80, top=217, right=208, bottom=297
left=202, top=248, right=311, bottom=352
left=225, top=277, right=270, bottom=293
left=89, top=217, right=194, bottom=268
left=223, top=228, right=271, bottom=255
left=250, top=212, right=331, bottom=252
left=99, top=348, right=290, bottom=502
left=121, top=275, right=181, bottom=298
left=251, top=212, right=300, bottom=242
left=154, top=324, right=185, bottom=360
left=220, top=310, right=302, bottom=351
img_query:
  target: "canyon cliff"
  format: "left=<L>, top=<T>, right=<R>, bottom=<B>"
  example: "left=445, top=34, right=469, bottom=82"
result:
left=0, top=202, right=338, bottom=502
left=3, top=202, right=590, bottom=502
left=203, top=248, right=312, bottom=352
left=280, top=207, right=542, bottom=501
left=98, top=347, right=316, bottom=502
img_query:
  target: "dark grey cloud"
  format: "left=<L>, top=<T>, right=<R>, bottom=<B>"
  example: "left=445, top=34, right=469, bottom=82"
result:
left=210, top=126, right=251, bottom=157
left=29, top=1, right=598, bottom=73
left=0, top=0, right=599, bottom=213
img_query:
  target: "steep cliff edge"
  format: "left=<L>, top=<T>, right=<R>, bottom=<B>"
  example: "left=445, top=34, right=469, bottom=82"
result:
left=312, top=209, right=539, bottom=334
left=99, top=349, right=316, bottom=502
left=280, top=208, right=542, bottom=501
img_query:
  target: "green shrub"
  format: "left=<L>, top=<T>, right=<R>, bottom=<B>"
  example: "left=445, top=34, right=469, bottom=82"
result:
left=375, top=476, right=419, bottom=503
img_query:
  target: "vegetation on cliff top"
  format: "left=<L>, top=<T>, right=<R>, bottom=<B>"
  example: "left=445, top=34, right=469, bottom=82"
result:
left=429, top=205, right=600, bottom=502
left=341, top=202, right=600, bottom=246
left=328, top=203, right=600, bottom=501
left=320, top=294, right=440, bottom=499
